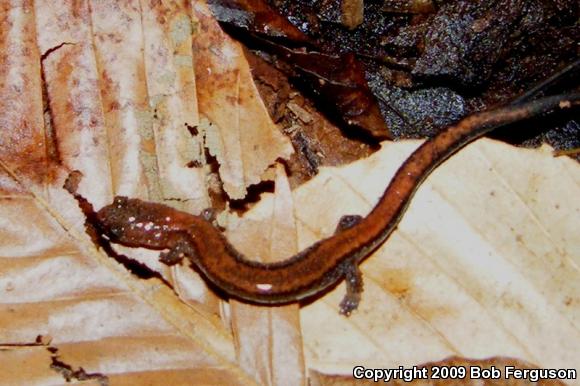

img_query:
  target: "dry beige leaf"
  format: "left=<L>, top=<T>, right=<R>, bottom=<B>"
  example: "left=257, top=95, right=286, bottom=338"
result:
left=35, top=0, right=113, bottom=208
left=140, top=0, right=214, bottom=306
left=140, top=0, right=206, bottom=206
left=292, top=140, right=579, bottom=380
left=227, top=164, right=305, bottom=386
left=0, top=172, right=255, bottom=384
left=34, top=0, right=217, bottom=309
left=89, top=0, right=156, bottom=199
left=207, top=138, right=578, bottom=384
left=191, top=1, right=293, bottom=199
left=0, top=0, right=45, bottom=193
left=2, top=1, right=267, bottom=384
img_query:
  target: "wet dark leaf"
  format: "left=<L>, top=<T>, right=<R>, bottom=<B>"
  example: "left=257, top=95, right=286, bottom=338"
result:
left=207, top=0, right=310, bottom=43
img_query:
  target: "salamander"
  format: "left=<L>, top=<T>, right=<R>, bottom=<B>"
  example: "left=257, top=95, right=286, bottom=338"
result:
left=66, top=93, right=579, bottom=315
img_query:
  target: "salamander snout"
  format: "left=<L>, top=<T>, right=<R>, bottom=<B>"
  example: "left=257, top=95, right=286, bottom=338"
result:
left=95, top=196, right=134, bottom=241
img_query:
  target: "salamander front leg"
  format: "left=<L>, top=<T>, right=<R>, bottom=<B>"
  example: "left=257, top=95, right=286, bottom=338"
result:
left=339, top=260, right=364, bottom=316
left=159, top=234, right=198, bottom=265
left=335, top=215, right=363, bottom=233
left=201, top=208, right=225, bottom=231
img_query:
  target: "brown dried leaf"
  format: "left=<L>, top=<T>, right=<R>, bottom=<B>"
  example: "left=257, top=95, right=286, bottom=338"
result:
left=247, top=51, right=375, bottom=187
left=340, top=0, right=364, bottom=29
left=257, top=41, right=392, bottom=139
left=207, top=0, right=310, bottom=42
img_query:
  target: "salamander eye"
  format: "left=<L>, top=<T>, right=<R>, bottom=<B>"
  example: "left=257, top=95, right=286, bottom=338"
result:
left=114, top=196, right=129, bottom=207
left=108, top=225, right=124, bottom=240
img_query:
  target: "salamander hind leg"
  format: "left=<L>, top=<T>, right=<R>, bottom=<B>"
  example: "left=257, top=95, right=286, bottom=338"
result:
left=339, top=259, right=364, bottom=316
left=200, top=208, right=225, bottom=231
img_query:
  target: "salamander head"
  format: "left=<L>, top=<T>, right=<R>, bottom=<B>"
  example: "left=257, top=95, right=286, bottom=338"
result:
left=95, top=196, right=131, bottom=241
left=95, top=196, right=174, bottom=249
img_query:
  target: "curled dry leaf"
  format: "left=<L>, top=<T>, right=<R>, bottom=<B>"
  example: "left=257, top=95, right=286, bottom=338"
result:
left=191, top=1, right=293, bottom=200
left=246, top=51, right=375, bottom=187
left=252, top=39, right=392, bottom=139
